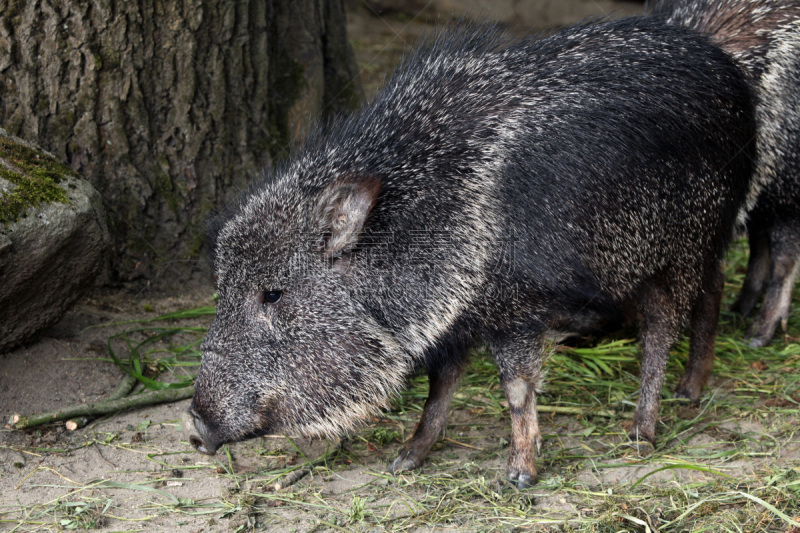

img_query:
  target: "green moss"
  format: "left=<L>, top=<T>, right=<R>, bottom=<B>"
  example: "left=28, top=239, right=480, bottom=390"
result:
left=35, top=94, right=50, bottom=114
left=52, top=110, right=77, bottom=142
left=182, top=199, right=215, bottom=260
left=0, top=137, right=75, bottom=225
left=153, top=154, right=181, bottom=215
left=185, top=224, right=207, bottom=259
left=101, top=48, right=121, bottom=70
left=4, top=0, right=24, bottom=27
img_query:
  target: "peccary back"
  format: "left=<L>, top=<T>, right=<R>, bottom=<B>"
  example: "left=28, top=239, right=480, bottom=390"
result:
left=190, top=18, right=755, bottom=487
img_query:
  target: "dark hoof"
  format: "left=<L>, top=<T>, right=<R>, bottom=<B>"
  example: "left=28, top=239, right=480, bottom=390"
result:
left=508, top=469, right=536, bottom=489
left=674, top=387, right=701, bottom=404
left=624, top=438, right=655, bottom=456
left=388, top=453, right=423, bottom=474
left=746, top=318, right=779, bottom=348
left=747, top=335, right=770, bottom=348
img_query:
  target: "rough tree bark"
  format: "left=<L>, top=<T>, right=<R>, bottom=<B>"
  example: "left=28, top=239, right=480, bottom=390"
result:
left=0, top=0, right=362, bottom=282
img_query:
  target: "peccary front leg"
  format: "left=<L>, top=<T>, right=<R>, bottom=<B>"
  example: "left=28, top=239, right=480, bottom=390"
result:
left=491, top=333, right=545, bottom=489
left=389, top=358, right=467, bottom=473
left=631, top=289, right=681, bottom=447
left=732, top=230, right=770, bottom=317
left=747, top=225, right=800, bottom=347
left=676, top=267, right=724, bottom=402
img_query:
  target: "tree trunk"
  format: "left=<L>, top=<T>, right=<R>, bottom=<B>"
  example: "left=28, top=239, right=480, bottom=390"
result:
left=0, top=0, right=362, bottom=283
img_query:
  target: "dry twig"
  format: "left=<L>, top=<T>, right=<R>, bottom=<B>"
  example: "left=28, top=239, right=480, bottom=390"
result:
left=10, top=385, right=194, bottom=430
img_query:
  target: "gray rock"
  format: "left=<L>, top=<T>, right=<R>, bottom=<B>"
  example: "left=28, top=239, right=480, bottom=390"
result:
left=0, top=129, right=109, bottom=353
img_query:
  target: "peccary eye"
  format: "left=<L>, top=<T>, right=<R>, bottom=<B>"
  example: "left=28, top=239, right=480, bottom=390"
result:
left=263, top=290, right=282, bottom=305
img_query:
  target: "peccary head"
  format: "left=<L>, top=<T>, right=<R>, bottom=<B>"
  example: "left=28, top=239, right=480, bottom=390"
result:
left=189, top=172, right=411, bottom=454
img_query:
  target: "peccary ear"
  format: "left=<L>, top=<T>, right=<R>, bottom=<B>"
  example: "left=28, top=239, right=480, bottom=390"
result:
left=316, top=176, right=380, bottom=257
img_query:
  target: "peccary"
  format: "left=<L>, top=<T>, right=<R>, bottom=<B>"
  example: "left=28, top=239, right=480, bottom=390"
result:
left=656, top=0, right=800, bottom=347
left=189, top=18, right=755, bottom=487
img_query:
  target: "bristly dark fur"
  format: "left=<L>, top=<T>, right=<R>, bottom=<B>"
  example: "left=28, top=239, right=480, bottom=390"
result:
left=655, top=0, right=800, bottom=347
left=189, top=18, right=755, bottom=488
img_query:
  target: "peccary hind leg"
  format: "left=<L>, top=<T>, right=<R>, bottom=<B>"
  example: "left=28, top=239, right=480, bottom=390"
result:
left=631, top=288, right=682, bottom=448
left=676, top=267, right=724, bottom=402
left=747, top=224, right=800, bottom=348
left=492, top=333, right=545, bottom=489
left=389, top=358, right=468, bottom=473
left=731, top=230, right=770, bottom=317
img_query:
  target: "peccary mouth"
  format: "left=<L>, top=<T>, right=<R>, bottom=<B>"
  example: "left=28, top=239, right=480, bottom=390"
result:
left=188, top=409, right=221, bottom=455
left=188, top=406, right=278, bottom=455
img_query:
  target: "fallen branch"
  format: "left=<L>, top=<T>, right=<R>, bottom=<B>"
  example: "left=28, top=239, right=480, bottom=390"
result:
left=10, top=385, right=195, bottom=430
left=107, top=374, right=140, bottom=401
left=64, top=374, right=140, bottom=431
left=65, top=417, right=91, bottom=431
left=272, top=467, right=310, bottom=490
left=537, top=405, right=617, bottom=418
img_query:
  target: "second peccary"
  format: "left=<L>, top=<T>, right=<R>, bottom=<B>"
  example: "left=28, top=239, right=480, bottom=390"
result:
left=189, top=18, right=755, bottom=488
left=656, top=0, right=800, bottom=347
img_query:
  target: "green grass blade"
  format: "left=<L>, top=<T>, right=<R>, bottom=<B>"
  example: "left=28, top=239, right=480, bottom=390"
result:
left=736, top=491, right=800, bottom=528
left=629, top=463, right=732, bottom=490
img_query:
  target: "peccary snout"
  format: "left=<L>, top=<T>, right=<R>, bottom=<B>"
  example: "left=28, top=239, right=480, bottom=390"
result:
left=188, top=409, right=219, bottom=455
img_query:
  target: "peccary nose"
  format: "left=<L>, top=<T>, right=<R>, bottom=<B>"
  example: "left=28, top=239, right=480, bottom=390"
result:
left=187, top=409, right=219, bottom=455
